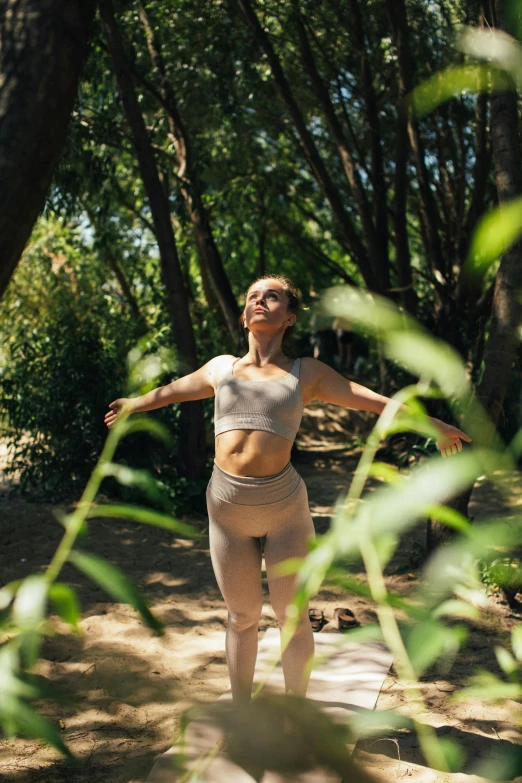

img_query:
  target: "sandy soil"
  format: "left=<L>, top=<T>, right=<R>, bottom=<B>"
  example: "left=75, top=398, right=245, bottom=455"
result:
left=0, top=402, right=521, bottom=783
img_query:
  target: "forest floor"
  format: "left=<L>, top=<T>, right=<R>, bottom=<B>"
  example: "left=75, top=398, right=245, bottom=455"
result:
left=1, top=401, right=521, bottom=783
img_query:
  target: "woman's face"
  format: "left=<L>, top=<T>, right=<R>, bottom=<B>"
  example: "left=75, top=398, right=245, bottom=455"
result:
left=242, top=278, right=296, bottom=334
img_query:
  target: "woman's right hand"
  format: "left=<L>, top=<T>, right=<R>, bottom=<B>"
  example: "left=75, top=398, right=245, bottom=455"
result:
left=104, top=398, right=135, bottom=429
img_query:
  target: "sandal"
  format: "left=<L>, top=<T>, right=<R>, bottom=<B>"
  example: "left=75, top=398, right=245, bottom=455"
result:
left=334, top=607, right=360, bottom=632
left=308, top=608, right=325, bottom=632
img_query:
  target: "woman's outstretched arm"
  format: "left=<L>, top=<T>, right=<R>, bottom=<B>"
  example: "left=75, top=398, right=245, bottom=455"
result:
left=303, top=358, right=472, bottom=458
left=104, top=354, right=233, bottom=429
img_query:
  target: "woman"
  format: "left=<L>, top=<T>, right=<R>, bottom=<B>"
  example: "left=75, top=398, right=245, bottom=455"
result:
left=104, top=275, right=471, bottom=706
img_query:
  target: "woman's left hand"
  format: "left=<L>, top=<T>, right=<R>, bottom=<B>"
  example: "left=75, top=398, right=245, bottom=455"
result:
left=431, top=419, right=472, bottom=457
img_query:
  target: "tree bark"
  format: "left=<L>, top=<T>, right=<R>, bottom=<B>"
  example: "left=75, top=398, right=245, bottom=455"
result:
left=386, top=0, right=447, bottom=297
left=427, top=0, right=522, bottom=550
left=0, top=0, right=97, bottom=299
left=384, top=3, right=417, bottom=316
left=99, top=0, right=206, bottom=480
left=137, top=2, right=240, bottom=343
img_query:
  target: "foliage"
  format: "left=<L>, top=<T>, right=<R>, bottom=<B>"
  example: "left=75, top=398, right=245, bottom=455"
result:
left=0, top=339, right=202, bottom=758
left=0, top=218, right=218, bottom=511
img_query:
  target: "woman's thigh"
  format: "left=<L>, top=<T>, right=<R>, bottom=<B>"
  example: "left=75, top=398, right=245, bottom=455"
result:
left=263, top=481, right=316, bottom=618
left=207, top=492, right=264, bottom=620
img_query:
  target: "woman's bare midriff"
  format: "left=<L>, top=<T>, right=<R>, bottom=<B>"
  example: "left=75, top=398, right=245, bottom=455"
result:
left=215, top=429, right=292, bottom=476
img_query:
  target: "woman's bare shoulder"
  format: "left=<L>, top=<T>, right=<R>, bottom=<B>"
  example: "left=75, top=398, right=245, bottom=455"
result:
left=207, top=354, right=237, bottom=388
left=299, top=356, right=331, bottom=379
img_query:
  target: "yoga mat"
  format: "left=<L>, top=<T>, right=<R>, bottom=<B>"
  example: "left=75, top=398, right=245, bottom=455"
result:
left=144, top=629, right=393, bottom=783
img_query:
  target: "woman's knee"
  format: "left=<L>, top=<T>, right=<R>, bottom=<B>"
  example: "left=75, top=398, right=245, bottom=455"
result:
left=228, top=602, right=263, bottom=633
left=272, top=600, right=310, bottom=632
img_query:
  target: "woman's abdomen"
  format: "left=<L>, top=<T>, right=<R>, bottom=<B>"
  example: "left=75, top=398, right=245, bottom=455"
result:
left=215, top=429, right=293, bottom=477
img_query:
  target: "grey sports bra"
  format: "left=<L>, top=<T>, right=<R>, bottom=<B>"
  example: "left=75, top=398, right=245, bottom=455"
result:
left=214, top=356, right=304, bottom=444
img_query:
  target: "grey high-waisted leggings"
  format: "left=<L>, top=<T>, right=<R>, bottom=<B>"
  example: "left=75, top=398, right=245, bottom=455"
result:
left=207, top=460, right=316, bottom=704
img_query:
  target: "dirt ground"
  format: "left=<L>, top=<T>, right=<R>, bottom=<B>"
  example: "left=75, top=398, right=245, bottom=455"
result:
left=0, top=402, right=521, bottom=783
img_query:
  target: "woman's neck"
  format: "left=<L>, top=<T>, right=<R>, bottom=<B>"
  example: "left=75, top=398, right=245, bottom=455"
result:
left=246, top=332, right=287, bottom=367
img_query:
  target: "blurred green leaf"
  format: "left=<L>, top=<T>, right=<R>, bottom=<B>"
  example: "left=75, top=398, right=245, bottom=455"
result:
left=424, top=505, right=472, bottom=535
left=406, top=621, right=450, bottom=676
left=476, top=743, right=522, bottom=781
left=342, top=450, right=489, bottom=546
left=321, top=285, right=417, bottom=337
left=454, top=670, right=522, bottom=702
left=7, top=699, right=73, bottom=759
left=98, top=462, right=173, bottom=508
left=112, top=415, right=174, bottom=447
left=86, top=502, right=201, bottom=537
left=432, top=599, right=480, bottom=621
left=438, top=737, right=466, bottom=773
left=459, top=27, right=522, bottom=79
left=373, top=534, right=398, bottom=568
left=410, top=64, right=510, bottom=117
left=49, top=584, right=81, bottom=631
left=512, top=626, right=522, bottom=661
left=69, top=550, right=164, bottom=635
left=0, top=580, right=23, bottom=611
left=384, top=333, right=469, bottom=399
left=466, top=196, right=522, bottom=276
left=367, top=462, right=404, bottom=485
left=350, top=709, right=413, bottom=737
left=12, top=575, right=48, bottom=629
left=495, top=646, right=518, bottom=677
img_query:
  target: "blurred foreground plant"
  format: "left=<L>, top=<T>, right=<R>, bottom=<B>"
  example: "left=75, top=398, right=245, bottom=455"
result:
left=0, top=330, right=202, bottom=759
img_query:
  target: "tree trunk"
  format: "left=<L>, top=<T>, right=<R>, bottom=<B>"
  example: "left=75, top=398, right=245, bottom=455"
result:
left=0, top=0, right=97, bottom=299
left=386, top=0, right=447, bottom=301
left=235, top=0, right=380, bottom=292
left=427, top=0, right=522, bottom=550
left=105, top=248, right=148, bottom=336
left=137, top=2, right=240, bottom=343
left=99, top=0, right=206, bottom=480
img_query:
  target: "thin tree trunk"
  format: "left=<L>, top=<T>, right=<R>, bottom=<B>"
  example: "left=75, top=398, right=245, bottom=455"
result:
left=105, top=248, right=148, bottom=336
left=386, top=0, right=447, bottom=299
left=385, top=3, right=417, bottom=316
left=0, top=0, right=97, bottom=299
left=99, top=0, right=206, bottom=480
left=291, top=1, right=387, bottom=291
left=235, top=0, right=380, bottom=291
left=137, top=2, right=240, bottom=342
left=348, top=0, right=390, bottom=291
left=427, top=0, right=522, bottom=550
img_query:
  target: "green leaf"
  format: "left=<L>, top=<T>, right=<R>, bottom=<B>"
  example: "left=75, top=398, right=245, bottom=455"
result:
left=466, top=196, right=522, bottom=276
left=406, top=621, right=448, bottom=676
left=438, top=737, right=466, bottom=773
left=424, top=505, right=472, bottom=535
left=115, top=415, right=174, bottom=446
left=12, top=575, right=48, bottom=629
left=338, top=449, right=489, bottom=550
left=49, top=584, right=81, bottom=631
left=321, top=285, right=418, bottom=337
left=384, top=332, right=469, bottom=399
left=69, top=550, right=163, bottom=635
left=455, top=670, right=522, bottom=702
left=367, top=462, right=404, bottom=485
left=409, top=64, right=510, bottom=117
left=8, top=699, right=74, bottom=759
left=512, top=626, right=522, bottom=661
left=86, top=503, right=201, bottom=538
left=495, top=646, right=518, bottom=677
left=98, top=463, right=172, bottom=508
left=350, top=709, right=413, bottom=737
left=0, top=579, right=23, bottom=611
left=459, top=27, right=522, bottom=81
left=432, top=599, right=480, bottom=621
